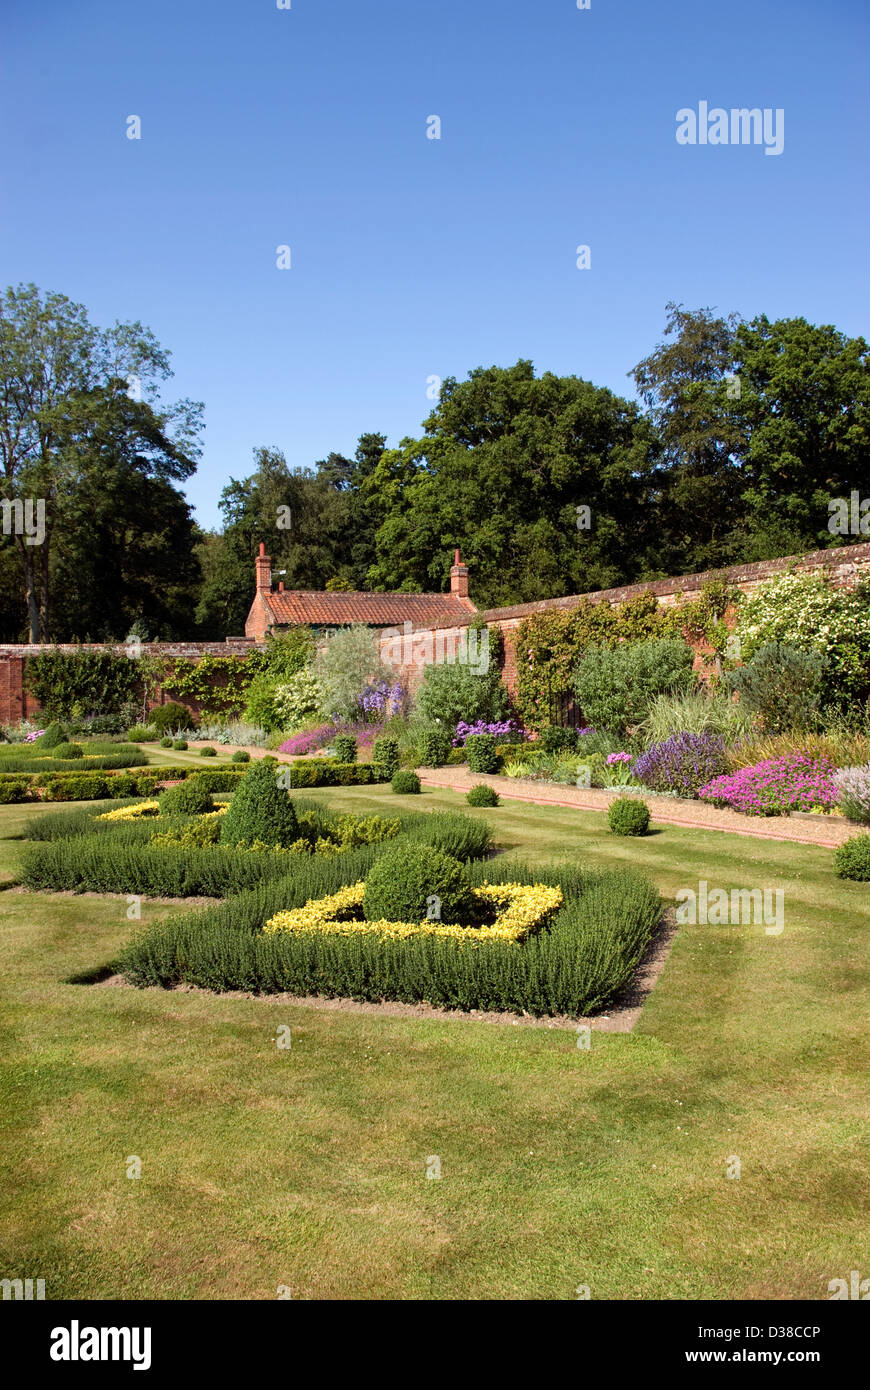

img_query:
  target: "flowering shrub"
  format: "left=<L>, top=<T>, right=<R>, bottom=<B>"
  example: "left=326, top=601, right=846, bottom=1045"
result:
left=698, top=754, right=838, bottom=816
left=453, top=719, right=526, bottom=747
left=274, top=669, right=323, bottom=728
left=357, top=680, right=404, bottom=720
left=25, top=730, right=46, bottom=743
left=734, top=572, right=870, bottom=713
left=277, top=725, right=331, bottom=758
left=833, top=765, right=870, bottom=825
left=603, top=751, right=635, bottom=786
left=313, top=625, right=390, bottom=722
left=277, top=721, right=376, bottom=759
left=633, top=732, right=728, bottom=797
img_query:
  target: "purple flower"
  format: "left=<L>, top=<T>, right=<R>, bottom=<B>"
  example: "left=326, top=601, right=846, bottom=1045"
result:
left=634, top=732, right=728, bottom=798
left=278, top=720, right=378, bottom=758
left=452, top=719, right=528, bottom=747
left=356, top=680, right=405, bottom=722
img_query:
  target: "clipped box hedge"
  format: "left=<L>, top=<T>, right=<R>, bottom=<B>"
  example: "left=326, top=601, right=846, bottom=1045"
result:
left=280, top=759, right=391, bottom=788
left=20, top=798, right=493, bottom=897
left=0, top=763, right=247, bottom=804
left=0, top=748, right=147, bottom=775
left=117, top=858, right=662, bottom=1018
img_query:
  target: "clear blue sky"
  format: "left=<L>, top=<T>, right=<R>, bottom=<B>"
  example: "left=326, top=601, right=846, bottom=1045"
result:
left=2, top=0, right=868, bottom=528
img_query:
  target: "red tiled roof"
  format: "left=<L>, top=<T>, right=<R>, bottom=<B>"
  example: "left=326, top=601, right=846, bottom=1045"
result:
left=263, top=589, right=476, bottom=628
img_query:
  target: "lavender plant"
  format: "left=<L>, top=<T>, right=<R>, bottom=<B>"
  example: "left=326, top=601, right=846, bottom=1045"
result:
left=633, top=732, right=728, bottom=797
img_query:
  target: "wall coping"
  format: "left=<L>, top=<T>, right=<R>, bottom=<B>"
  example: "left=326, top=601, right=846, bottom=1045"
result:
left=396, top=540, right=870, bottom=632
left=0, top=640, right=261, bottom=657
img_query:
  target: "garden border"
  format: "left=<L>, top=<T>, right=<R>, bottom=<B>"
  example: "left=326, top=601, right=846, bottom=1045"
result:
left=416, top=768, right=857, bottom=848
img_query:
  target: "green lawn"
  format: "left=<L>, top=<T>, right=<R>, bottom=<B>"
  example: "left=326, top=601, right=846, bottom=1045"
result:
left=0, top=785, right=867, bottom=1300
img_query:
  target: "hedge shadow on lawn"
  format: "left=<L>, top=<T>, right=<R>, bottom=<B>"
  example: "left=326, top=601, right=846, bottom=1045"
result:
left=115, top=856, right=662, bottom=1019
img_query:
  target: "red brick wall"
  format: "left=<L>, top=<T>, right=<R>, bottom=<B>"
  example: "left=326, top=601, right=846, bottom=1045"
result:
left=379, top=540, right=870, bottom=697
left=0, top=640, right=258, bottom=725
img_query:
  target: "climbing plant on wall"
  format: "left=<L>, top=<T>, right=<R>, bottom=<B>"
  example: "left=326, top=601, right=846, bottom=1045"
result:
left=23, top=648, right=141, bottom=719
left=160, top=653, right=266, bottom=716
left=513, top=582, right=739, bottom=730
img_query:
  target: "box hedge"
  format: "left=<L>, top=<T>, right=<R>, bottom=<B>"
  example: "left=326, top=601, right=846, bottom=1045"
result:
left=372, top=737, right=399, bottom=777
left=332, top=735, right=357, bottom=764
left=20, top=834, right=334, bottom=899
left=221, top=760, right=299, bottom=848
left=465, top=733, right=498, bottom=774
left=392, top=770, right=421, bottom=794
left=0, top=762, right=246, bottom=803
left=362, top=844, right=474, bottom=925
left=419, top=729, right=452, bottom=767
left=467, top=783, right=500, bottom=807
left=21, top=802, right=494, bottom=897
left=280, top=759, right=390, bottom=789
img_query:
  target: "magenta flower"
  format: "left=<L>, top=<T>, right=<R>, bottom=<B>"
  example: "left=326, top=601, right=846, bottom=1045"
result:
left=699, top=754, right=838, bottom=816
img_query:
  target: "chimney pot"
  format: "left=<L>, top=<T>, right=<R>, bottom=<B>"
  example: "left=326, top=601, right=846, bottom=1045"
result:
left=255, top=543, right=272, bottom=593
left=449, top=548, right=469, bottom=600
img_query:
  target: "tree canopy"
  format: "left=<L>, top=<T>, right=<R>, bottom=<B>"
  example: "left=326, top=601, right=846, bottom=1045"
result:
left=2, top=285, right=866, bottom=642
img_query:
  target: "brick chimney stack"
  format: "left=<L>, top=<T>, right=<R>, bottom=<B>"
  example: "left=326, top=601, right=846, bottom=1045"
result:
left=255, top=542, right=271, bottom=593
left=450, top=547, right=469, bottom=599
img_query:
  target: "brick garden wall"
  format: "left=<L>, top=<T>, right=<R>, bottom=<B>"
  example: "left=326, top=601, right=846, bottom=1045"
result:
left=0, top=640, right=257, bottom=725
left=378, top=539, right=870, bottom=697
left=2, top=541, right=869, bottom=725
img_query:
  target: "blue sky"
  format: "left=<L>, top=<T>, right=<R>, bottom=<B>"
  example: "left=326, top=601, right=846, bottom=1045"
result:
left=2, top=0, right=868, bottom=528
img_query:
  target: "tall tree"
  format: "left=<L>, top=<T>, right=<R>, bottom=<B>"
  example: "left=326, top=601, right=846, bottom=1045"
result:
left=732, top=315, right=870, bottom=557
left=48, top=381, right=200, bottom=639
left=0, top=283, right=202, bottom=639
left=630, top=302, right=746, bottom=573
left=631, top=304, right=870, bottom=567
left=363, top=361, right=662, bottom=607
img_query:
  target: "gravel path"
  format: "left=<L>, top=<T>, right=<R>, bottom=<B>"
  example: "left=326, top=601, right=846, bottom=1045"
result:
left=183, top=742, right=857, bottom=849
left=416, top=767, right=856, bottom=848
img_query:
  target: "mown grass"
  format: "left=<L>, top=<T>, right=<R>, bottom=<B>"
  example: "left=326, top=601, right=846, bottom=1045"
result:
left=0, top=788, right=867, bottom=1300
